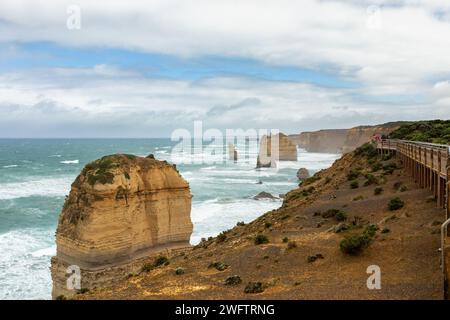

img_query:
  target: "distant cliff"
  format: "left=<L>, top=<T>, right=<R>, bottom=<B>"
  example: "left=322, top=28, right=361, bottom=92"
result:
left=289, top=122, right=404, bottom=153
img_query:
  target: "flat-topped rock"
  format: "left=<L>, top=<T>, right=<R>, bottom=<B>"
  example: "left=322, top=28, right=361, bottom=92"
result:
left=256, top=133, right=297, bottom=168
left=51, top=154, right=192, bottom=298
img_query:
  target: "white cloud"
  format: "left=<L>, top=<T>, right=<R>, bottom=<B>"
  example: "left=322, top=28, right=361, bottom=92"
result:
left=0, top=65, right=434, bottom=137
left=0, top=0, right=449, bottom=136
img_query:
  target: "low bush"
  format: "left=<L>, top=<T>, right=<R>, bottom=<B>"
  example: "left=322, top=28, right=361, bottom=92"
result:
left=347, top=169, right=360, bottom=181
left=175, top=267, right=185, bottom=275
left=335, top=210, right=347, bottom=222
left=254, top=234, right=269, bottom=245
left=340, top=224, right=378, bottom=255
left=350, top=181, right=359, bottom=189
left=354, top=143, right=378, bottom=159
left=216, top=232, right=227, bottom=243
left=244, top=282, right=265, bottom=294
left=225, top=275, right=242, bottom=286
left=374, top=187, right=383, bottom=195
left=154, top=256, right=169, bottom=267
left=208, top=262, right=229, bottom=271
left=364, top=173, right=378, bottom=186
left=388, top=197, right=404, bottom=211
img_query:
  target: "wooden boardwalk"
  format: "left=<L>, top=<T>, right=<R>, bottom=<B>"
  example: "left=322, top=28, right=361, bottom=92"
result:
left=377, top=139, right=449, bottom=211
left=377, top=139, right=450, bottom=298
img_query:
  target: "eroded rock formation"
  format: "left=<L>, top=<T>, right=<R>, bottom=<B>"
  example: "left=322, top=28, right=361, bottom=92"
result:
left=256, top=133, right=297, bottom=168
left=51, top=154, right=192, bottom=299
left=228, top=144, right=238, bottom=162
left=297, top=168, right=310, bottom=180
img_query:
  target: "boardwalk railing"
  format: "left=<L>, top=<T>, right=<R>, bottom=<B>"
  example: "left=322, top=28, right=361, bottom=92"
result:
left=377, top=139, right=450, bottom=299
left=377, top=139, right=449, bottom=211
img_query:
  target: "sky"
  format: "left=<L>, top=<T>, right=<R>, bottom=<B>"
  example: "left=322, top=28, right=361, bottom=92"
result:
left=0, top=0, right=450, bottom=137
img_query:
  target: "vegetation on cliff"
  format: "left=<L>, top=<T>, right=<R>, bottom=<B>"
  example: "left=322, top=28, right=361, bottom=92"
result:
left=389, top=120, right=450, bottom=144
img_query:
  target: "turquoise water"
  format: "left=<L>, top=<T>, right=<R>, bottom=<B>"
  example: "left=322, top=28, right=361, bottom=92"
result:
left=0, top=139, right=340, bottom=299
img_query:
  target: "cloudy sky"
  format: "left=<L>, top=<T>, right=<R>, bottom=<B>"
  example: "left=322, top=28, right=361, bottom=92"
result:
left=1, top=0, right=450, bottom=137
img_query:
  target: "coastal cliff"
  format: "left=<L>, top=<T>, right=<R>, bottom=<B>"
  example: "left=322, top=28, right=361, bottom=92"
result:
left=289, top=122, right=403, bottom=153
left=77, top=143, right=443, bottom=300
left=257, top=133, right=297, bottom=167
left=51, top=154, right=192, bottom=299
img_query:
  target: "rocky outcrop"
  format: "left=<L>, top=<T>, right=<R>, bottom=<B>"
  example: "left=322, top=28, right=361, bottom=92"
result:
left=253, top=191, right=277, bottom=200
left=256, top=133, right=297, bottom=168
left=228, top=144, right=238, bottom=162
left=297, top=168, right=310, bottom=180
left=51, top=154, right=192, bottom=299
left=289, top=122, right=402, bottom=154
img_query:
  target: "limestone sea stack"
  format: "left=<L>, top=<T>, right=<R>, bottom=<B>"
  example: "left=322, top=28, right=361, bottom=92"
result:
left=51, top=154, right=192, bottom=299
left=256, top=133, right=297, bottom=168
left=296, top=168, right=310, bottom=180
left=228, top=144, right=238, bottom=161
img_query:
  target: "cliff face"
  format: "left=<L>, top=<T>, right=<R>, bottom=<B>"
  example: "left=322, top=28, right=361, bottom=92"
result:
left=79, top=145, right=443, bottom=300
left=257, top=133, right=297, bottom=167
left=289, top=123, right=401, bottom=153
left=51, top=154, right=192, bottom=298
left=289, top=129, right=348, bottom=153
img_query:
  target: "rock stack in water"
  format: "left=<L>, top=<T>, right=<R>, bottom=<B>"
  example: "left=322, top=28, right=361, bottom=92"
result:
left=256, top=133, right=297, bottom=168
left=228, top=144, right=238, bottom=162
left=51, top=154, right=192, bottom=299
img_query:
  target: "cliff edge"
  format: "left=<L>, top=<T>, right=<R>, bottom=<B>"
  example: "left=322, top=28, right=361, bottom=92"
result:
left=289, top=122, right=404, bottom=153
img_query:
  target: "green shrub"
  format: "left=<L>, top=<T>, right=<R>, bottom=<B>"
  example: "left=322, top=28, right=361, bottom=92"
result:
left=244, top=282, right=264, bottom=294
left=209, top=261, right=229, bottom=271
left=175, top=267, right=185, bottom=275
left=216, top=232, right=227, bottom=243
left=354, top=143, right=378, bottom=159
left=350, top=181, right=359, bottom=189
left=383, top=163, right=397, bottom=174
left=381, top=228, right=390, bottom=234
left=340, top=224, right=378, bottom=255
left=371, top=162, right=383, bottom=172
left=388, top=197, right=404, bottom=211
left=225, top=275, right=242, bottom=286
left=335, top=210, right=347, bottom=221
left=254, top=234, right=269, bottom=245
left=374, top=187, right=383, bottom=195
left=154, top=256, right=169, bottom=267
left=364, top=173, right=378, bottom=186
left=353, top=195, right=364, bottom=201
left=321, top=208, right=341, bottom=218
left=399, top=185, right=408, bottom=192
left=264, top=222, right=272, bottom=228
left=77, top=288, right=90, bottom=294
left=141, top=263, right=154, bottom=272
left=282, top=237, right=289, bottom=243
left=389, top=120, right=450, bottom=144
left=347, top=169, right=360, bottom=181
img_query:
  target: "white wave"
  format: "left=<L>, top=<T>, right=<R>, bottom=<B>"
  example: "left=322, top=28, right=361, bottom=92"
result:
left=190, top=198, right=281, bottom=244
left=48, top=155, right=62, bottom=158
left=0, top=176, right=73, bottom=200
left=31, top=246, right=56, bottom=258
left=2, top=165, right=18, bottom=168
left=200, top=166, right=217, bottom=170
left=0, top=229, right=54, bottom=300
left=60, top=160, right=79, bottom=164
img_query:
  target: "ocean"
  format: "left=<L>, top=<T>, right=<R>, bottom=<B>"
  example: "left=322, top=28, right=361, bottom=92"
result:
left=0, top=138, right=340, bottom=300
